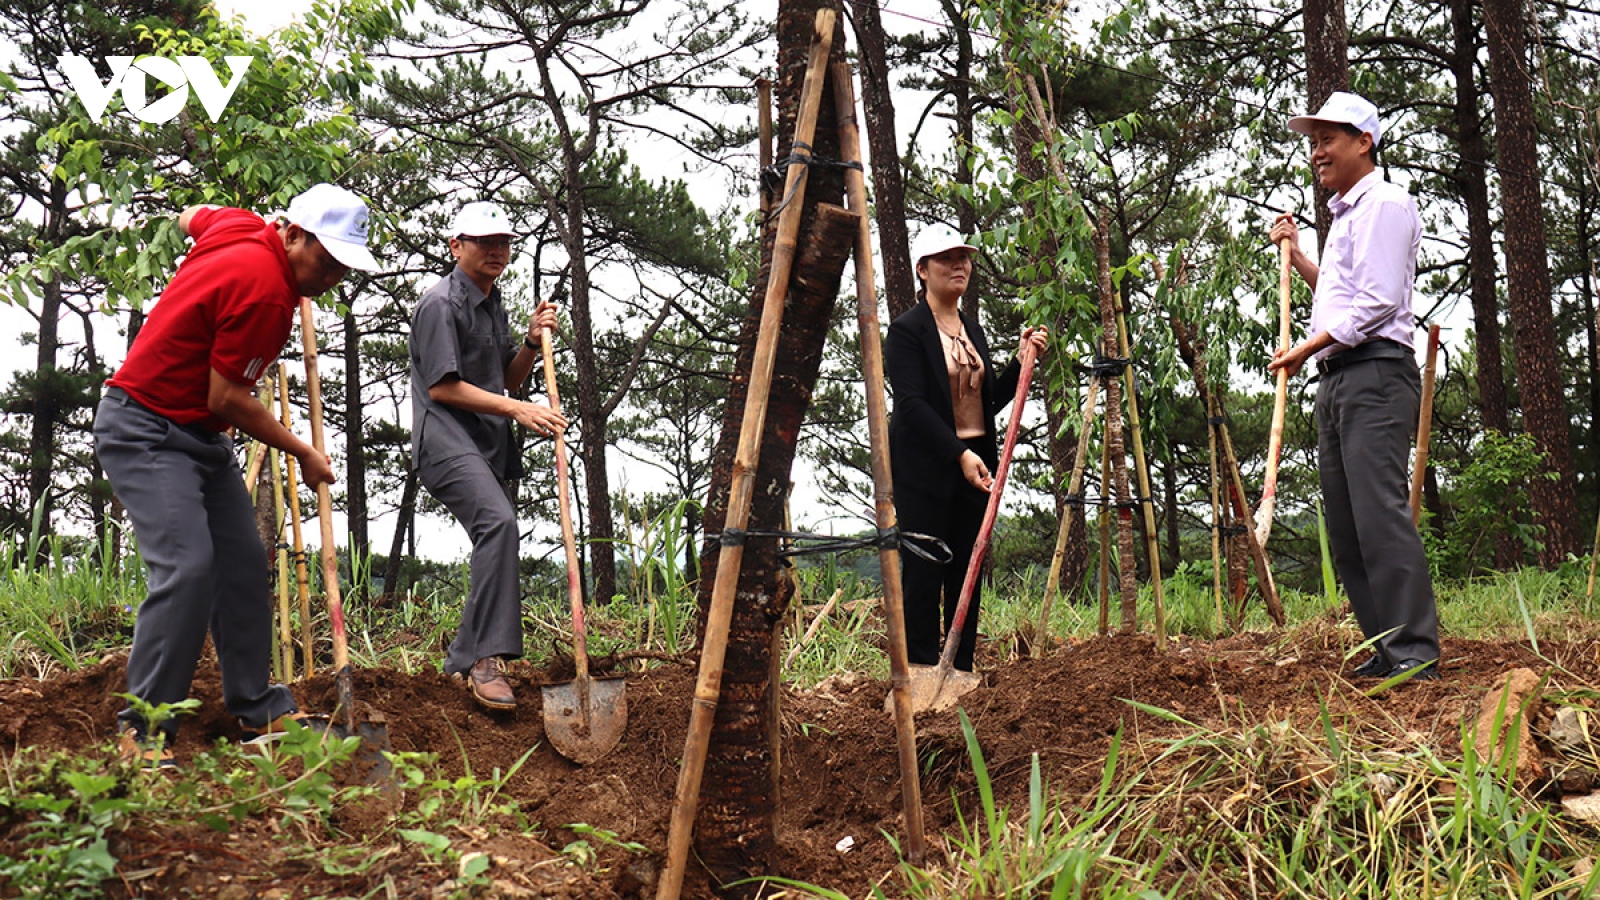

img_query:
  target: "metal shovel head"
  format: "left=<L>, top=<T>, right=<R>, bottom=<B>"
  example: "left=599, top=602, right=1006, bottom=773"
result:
left=900, top=662, right=982, bottom=714
left=542, top=674, right=627, bottom=765
left=308, top=711, right=395, bottom=787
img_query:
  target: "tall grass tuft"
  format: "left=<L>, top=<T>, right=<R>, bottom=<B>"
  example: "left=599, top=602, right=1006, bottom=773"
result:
left=0, top=523, right=144, bottom=678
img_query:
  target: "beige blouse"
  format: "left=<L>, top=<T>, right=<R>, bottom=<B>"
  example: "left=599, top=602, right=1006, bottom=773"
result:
left=938, top=323, right=985, bottom=439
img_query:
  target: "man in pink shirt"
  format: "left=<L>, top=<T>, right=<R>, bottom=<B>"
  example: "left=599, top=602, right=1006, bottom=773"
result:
left=1268, top=92, right=1440, bottom=682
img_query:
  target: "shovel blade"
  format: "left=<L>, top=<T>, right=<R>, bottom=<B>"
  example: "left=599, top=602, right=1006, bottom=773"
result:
left=309, top=714, right=395, bottom=786
left=541, top=675, right=627, bottom=765
left=898, top=662, right=982, bottom=714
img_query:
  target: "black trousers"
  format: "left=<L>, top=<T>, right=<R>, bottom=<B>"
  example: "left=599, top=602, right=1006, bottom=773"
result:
left=1316, top=356, right=1440, bottom=666
left=895, top=441, right=993, bottom=671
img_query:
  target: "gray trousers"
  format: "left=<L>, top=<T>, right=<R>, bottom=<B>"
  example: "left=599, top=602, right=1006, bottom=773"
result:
left=418, top=453, right=523, bottom=674
left=94, top=389, right=295, bottom=740
left=1316, top=357, right=1440, bottom=666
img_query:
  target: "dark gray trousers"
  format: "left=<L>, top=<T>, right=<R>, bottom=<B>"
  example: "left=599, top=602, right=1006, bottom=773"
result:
left=94, top=389, right=295, bottom=740
left=1316, top=357, right=1440, bottom=666
left=418, top=453, right=523, bottom=675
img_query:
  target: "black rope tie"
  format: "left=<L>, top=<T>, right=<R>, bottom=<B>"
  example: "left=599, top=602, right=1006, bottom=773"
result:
left=709, top=526, right=952, bottom=564
left=1074, top=354, right=1131, bottom=379
left=1214, top=524, right=1247, bottom=537
left=761, top=142, right=863, bottom=222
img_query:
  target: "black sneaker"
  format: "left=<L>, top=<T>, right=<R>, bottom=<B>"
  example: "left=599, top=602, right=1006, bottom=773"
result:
left=118, top=727, right=176, bottom=771
left=1386, top=659, right=1441, bottom=682
left=1351, top=654, right=1389, bottom=679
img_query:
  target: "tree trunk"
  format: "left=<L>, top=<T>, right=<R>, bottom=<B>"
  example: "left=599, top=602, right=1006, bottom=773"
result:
left=26, top=181, right=69, bottom=562
left=1094, top=225, right=1137, bottom=631
left=692, top=8, right=851, bottom=891
left=1009, top=71, right=1090, bottom=603
left=940, top=0, right=981, bottom=322
left=384, top=464, right=420, bottom=600
left=342, top=307, right=369, bottom=592
left=1303, top=0, right=1349, bottom=252
left=850, top=0, right=915, bottom=321
left=1484, top=0, right=1580, bottom=563
left=1450, top=0, right=1509, bottom=435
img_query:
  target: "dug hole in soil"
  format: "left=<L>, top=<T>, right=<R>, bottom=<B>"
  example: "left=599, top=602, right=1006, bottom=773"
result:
left=2, top=628, right=1595, bottom=898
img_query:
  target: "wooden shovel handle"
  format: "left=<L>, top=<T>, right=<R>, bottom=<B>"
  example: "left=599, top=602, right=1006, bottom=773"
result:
left=299, top=298, right=348, bottom=675
left=539, top=328, right=589, bottom=681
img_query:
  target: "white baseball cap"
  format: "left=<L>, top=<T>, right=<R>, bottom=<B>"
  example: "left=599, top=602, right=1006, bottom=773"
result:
left=446, top=201, right=519, bottom=238
left=910, top=223, right=978, bottom=271
left=284, top=184, right=381, bottom=272
left=1288, top=91, right=1383, bottom=148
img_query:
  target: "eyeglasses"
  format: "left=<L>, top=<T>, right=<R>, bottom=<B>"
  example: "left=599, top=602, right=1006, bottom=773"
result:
left=458, top=235, right=515, bottom=250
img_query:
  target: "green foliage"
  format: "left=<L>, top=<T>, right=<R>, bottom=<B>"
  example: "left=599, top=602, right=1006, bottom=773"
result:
left=1425, top=431, right=1555, bottom=577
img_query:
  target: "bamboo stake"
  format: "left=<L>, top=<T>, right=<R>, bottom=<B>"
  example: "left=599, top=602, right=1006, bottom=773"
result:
left=1255, top=236, right=1294, bottom=547
left=831, top=56, right=925, bottom=865
left=1096, top=433, right=1112, bottom=635
left=242, top=380, right=273, bottom=499
left=1410, top=324, right=1441, bottom=526
left=784, top=587, right=843, bottom=669
left=1114, top=301, right=1165, bottom=645
left=267, top=370, right=293, bottom=682
left=1034, top=375, right=1099, bottom=641
left=757, top=78, right=773, bottom=216
left=657, top=13, right=835, bottom=898
left=1213, top=406, right=1285, bottom=625
left=277, top=362, right=314, bottom=673
left=1206, top=393, right=1226, bottom=633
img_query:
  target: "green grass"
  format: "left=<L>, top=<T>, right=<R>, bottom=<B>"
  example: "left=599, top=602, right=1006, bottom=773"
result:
left=8, top=516, right=1600, bottom=899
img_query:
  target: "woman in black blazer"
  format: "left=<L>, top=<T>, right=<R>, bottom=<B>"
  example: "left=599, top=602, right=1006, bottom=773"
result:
left=886, top=224, right=1047, bottom=671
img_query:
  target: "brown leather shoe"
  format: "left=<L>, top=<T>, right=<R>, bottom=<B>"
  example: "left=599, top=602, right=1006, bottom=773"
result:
left=469, top=657, right=516, bottom=711
left=118, top=727, right=176, bottom=771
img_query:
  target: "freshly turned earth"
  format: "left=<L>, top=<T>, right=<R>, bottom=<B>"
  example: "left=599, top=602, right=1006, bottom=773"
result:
left=2, top=629, right=1593, bottom=898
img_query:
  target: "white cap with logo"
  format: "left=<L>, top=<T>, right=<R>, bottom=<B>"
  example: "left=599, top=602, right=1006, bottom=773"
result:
left=284, top=183, right=381, bottom=272
left=446, top=201, right=519, bottom=239
left=1288, top=91, right=1383, bottom=148
left=909, top=223, right=978, bottom=272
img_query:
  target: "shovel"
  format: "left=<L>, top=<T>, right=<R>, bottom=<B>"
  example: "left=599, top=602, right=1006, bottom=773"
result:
left=908, top=343, right=1038, bottom=714
left=299, top=298, right=393, bottom=781
left=536, top=326, right=626, bottom=765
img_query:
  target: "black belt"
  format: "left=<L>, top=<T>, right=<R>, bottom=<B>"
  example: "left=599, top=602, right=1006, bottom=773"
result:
left=1315, top=339, right=1410, bottom=377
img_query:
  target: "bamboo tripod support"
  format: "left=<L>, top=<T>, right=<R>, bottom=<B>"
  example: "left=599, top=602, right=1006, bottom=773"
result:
left=1115, top=300, right=1165, bottom=644
left=656, top=12, right=835, bottom=899
left=1033, top=377, right=1098, bottom=639
left=1206, top=393, right=1226, bottom=630
left=268, top=372, right=293, bottom=682
left=277, top=362, right=314, bottom=673
left=1210, top=401, right=1286, bottom=625
left=831, top=57, right=926, bottom=864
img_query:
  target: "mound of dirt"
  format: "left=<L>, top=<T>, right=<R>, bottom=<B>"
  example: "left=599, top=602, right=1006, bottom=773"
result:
left=2, top=632, right=1595, bottom=897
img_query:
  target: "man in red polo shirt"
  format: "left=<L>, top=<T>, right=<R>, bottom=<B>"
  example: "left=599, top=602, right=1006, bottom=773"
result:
left=95, top=183, right=380, bottom=768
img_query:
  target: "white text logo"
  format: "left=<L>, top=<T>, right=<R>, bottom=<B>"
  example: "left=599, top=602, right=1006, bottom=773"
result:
left=57, top=55, right=253, bottom=124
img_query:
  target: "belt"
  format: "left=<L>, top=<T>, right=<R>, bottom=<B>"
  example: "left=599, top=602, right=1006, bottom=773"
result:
left=1315, top=339, right=1410, bottom=377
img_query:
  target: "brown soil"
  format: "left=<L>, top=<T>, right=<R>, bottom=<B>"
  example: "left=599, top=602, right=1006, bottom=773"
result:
left=2, top=629, right=1595, bottom=898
